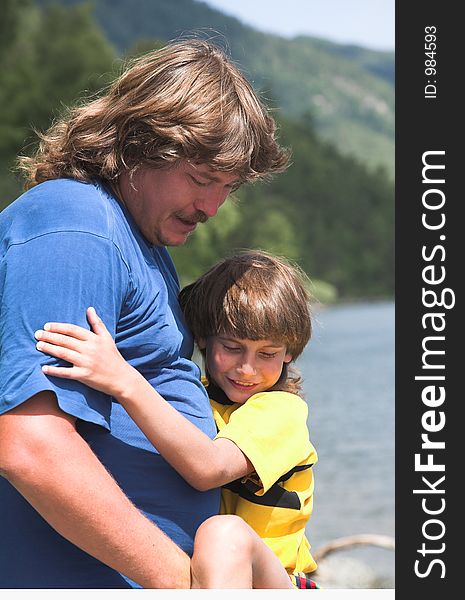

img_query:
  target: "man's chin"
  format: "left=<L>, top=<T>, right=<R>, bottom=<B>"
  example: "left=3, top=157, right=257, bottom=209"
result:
left=159, top=232, right=192, bottom=247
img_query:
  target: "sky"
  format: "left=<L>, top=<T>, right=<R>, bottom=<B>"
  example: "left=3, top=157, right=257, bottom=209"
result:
left=201, top=0, right=394, bottom=51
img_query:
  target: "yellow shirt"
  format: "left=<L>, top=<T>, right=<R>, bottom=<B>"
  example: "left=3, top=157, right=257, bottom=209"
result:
left=210, top=391, right=318, bottom=575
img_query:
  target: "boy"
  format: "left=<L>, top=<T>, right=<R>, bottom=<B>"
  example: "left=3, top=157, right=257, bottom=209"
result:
left=35, top=251, right=319, bottom=589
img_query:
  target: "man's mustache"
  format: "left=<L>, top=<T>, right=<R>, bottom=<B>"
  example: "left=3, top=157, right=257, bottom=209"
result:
left=176, top=210, right=208, bottom=225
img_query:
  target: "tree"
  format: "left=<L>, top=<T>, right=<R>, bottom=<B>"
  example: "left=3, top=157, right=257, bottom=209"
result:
left=0, top=1, right=116, bottom=208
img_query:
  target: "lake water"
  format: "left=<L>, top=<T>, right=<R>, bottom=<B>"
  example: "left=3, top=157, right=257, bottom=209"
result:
left=298, top=301, right=395, bottom=587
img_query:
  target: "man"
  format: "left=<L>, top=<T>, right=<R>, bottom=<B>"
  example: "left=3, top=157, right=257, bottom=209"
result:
left=0, top=40, right=288, bottom=588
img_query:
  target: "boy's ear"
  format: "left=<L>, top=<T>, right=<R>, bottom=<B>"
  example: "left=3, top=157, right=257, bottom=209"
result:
left=284, top=352, right=293, bottom=364
left=197, top=337, right=207, bottom=350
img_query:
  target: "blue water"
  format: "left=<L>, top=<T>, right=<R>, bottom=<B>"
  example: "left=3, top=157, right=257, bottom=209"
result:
left=298, top=301, right=395, bottom=585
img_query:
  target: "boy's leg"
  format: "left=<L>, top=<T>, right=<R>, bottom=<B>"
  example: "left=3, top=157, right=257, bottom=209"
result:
left=190, top=515, right=294, bottom=589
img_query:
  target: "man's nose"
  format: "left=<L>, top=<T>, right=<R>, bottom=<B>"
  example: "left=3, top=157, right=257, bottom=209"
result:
left=195, top=188, right=228, bottom=218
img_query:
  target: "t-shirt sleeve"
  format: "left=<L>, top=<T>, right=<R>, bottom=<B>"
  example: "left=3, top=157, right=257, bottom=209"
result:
left=214, top=391, right=315, bottom=493
left=0, top=231, right=128, bottom=428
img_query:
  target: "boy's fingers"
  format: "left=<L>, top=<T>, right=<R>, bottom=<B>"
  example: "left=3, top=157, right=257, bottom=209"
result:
left=34, top=330, right=84, bottom=351
left=87, top=307, right=110, bottom=336
left=42, top=364, right=79, bottom=379
left=36, top=340, right=80, bottom=366
left=42, top=322, right=90, bottom=340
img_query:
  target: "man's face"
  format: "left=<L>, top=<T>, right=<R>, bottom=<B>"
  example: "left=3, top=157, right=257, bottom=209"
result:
left=119, top=161, right=240, bottom=246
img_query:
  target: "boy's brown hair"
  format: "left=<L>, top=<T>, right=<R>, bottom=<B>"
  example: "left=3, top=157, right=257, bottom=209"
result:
left=179, top=251, right=312, bottom=395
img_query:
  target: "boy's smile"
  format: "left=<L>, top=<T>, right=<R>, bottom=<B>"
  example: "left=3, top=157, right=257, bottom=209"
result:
left=202, top=336, right=292, bottom=404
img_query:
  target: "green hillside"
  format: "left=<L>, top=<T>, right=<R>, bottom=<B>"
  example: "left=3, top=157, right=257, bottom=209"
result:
left=52, top=0, right=394, bottom=177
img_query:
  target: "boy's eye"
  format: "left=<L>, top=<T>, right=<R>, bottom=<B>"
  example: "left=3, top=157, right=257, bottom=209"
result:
left=223, top=344, right=240, bottom=352
left=260, top=352, right=278, bottom=359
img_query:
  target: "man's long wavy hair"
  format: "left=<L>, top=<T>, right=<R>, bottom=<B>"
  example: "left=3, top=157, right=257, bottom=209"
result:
left=179, top=251, right=312, bottom=397
left=18, top=39, right=289, bottom=190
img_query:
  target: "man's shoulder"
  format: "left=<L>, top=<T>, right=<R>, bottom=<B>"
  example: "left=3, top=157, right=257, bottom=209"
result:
left=1, top=179, right=122, bottom=250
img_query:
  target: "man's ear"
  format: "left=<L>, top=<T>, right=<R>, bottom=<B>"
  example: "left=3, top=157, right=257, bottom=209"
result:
left=197, top=337, right=207, bottom=350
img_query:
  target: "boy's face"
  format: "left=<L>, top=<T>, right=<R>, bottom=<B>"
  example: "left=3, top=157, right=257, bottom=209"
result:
left=200, top=336, right=292, bottom=404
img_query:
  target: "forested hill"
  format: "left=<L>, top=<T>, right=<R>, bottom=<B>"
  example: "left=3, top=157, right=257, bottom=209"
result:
left=51, top=0, right=394, bottom=177
left=1, top=1, right=394, bottom=299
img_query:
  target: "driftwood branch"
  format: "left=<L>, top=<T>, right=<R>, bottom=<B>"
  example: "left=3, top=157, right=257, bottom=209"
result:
left=313, top=534, right=395, bottom=562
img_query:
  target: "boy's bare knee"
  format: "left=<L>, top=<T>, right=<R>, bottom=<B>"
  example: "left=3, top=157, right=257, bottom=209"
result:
left=191, top=516, right=255, bottom=588
left=194, top=515, right=253, bottom=554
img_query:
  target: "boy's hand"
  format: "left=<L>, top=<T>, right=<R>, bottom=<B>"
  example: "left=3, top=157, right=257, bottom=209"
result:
left=35, top=307, right=137, bottom=398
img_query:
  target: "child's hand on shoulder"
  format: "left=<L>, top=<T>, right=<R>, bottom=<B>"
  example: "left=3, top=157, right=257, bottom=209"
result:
left=35, top=307, right=135, bottom=398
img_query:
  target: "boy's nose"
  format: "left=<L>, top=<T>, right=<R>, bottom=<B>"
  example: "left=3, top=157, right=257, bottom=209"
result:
left=237, top=362, right=256, bottom=376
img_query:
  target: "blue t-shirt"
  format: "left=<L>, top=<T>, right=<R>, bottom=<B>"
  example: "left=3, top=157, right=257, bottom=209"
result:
left=0, top=179, right=220, bottom=588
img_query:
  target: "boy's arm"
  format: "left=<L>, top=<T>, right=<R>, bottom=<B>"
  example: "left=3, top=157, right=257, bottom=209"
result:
left=117, top=368, right=254, bottom=490
left=35, top=308, right=254, bottom=491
